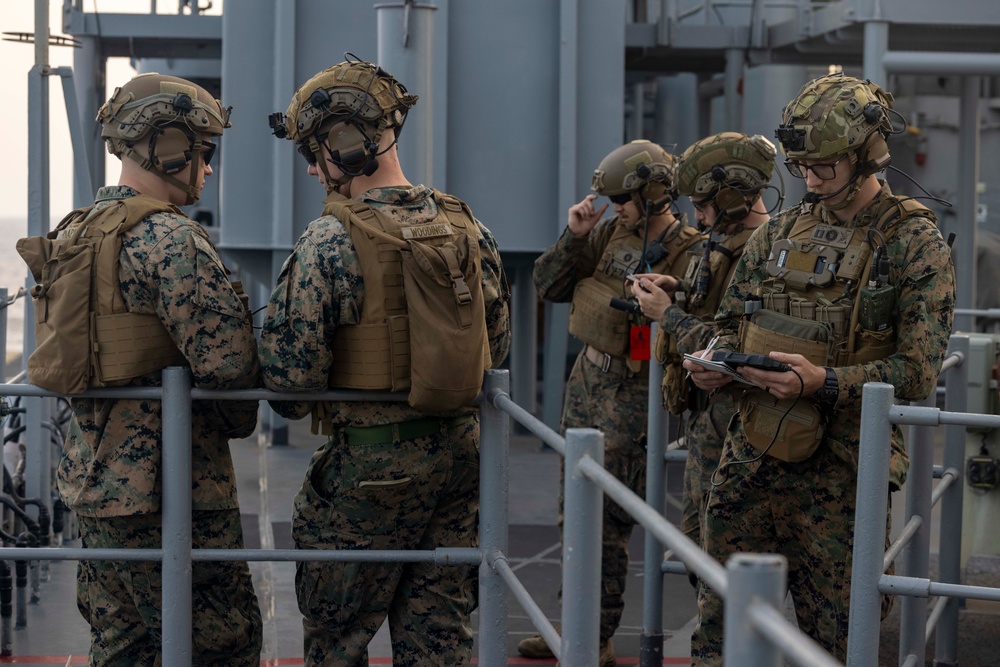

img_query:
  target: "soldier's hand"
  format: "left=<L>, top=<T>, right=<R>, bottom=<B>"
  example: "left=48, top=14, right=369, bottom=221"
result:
left=567, top=194, right=608, bottom=237
left=630, top=276, right=673, bottom=321
left=633, top=273, right=678, bottom=295
left=684, top=351, right=733, bottom=391
left=737, top=352, right=825, bottom=399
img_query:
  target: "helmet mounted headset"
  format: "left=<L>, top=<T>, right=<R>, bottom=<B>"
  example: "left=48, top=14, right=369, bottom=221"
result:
left=269, top=54, right=419, bottom=194
left=97, top=73, right=232, bottom=206
left=775, top=72, right=894, bottom=211
left=675, top=131, right=778, bottom=233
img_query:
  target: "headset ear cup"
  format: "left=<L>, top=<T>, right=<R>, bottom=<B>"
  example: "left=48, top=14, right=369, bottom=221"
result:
left=640, top=181, right=671, bottom=209
left=859, top=132, right=891, bottom=174
left=714, top=186, right=750, bottom=219
left=151, top=125, right=194, bottom=174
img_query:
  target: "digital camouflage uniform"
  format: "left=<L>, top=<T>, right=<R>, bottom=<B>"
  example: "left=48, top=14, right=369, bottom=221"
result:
left=533, top=216, right=698, bottom=641
left=691, top=182, right=956, bottom=664
left=60, top=185, right=263, bottom=667
left=260, top=185, right=511, bottom=667
left=658, top=226, right=755, bottom=547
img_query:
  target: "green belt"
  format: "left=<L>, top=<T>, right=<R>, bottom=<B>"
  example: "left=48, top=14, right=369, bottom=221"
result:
left=339, top=414, right=476, bottom=446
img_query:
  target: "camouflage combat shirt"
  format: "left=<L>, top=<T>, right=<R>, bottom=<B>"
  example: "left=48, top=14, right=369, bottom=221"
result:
left=57, top=186, right=261, bottom=517
left=714, top=181, right=956, bottom=488
left=260, top=185, right=511, bottom=426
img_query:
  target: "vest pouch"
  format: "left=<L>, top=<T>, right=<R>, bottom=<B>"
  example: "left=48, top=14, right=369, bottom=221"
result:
left=400, top=236, right=487, bottom=413
left=17, top=236, right=93, bottom=394
left=568, top=278, right=630, bottom=357
left=739, top=389, right=825, bottom=462
left=330, top=323, right=408, bottom=391
left=740, top=309, right=832, bottom=367
left=838, top=325, right=897, bottom=366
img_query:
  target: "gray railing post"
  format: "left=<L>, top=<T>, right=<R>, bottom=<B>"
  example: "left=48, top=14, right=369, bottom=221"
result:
left=847, top=382, right=894, bottom=665
left=478, top=369, right=510, bottom=667
left=642, top=321, right=666, bottom=667
left=937, top=334, right=969, bottom=666
left=723, top=553, right=786, bottom=667
left=899, top=389, right=935, bottom=662
left=562, top=427, right=604, bottom=666
left=161, top=366, right=192, bottom=666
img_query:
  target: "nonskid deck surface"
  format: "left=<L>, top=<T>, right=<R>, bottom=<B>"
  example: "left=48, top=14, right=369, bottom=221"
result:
left=2, top=417, right=1000, bottom=665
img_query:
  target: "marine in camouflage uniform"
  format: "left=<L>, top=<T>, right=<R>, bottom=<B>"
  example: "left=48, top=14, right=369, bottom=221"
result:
left=684, top=74, right=956, bottom=663
left=56, top=74, right=262, bottom=666
left=260, top=60, right=510, bottom=667
left=529, top=140, right=703, bottom=661
left=630, top=132, right=779, bottom=550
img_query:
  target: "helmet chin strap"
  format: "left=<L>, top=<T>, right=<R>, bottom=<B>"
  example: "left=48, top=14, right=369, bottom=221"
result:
left=121, top=144, right=202, bottom=206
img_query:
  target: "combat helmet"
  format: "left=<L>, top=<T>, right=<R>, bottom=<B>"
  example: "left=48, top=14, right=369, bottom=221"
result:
left=775, top=72, right=894, bottom=208
left=591, top=140, right=676, bottom=216
left=270, top=56, right=418, bottom=193
left=98, top=73, right=231, bottom=205
left=675, top=132, right=777, bottom=225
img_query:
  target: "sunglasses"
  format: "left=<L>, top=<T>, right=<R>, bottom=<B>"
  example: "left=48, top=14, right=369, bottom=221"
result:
left=691, top=196, right=716, bottom=212
left=607, top=192, right=633, bottom=205
left=200, top=140, right=217, bottom=167
left=296, top=133, right=330, bottom=166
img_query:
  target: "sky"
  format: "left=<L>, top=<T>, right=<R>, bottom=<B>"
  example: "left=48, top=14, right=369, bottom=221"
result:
left=0, top=0, right=222, bottom=226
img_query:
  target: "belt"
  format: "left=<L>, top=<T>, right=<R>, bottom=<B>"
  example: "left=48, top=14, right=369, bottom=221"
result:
left=339, top=414, right=476, bottom=446
left=583, top=344, right=630, bottom=376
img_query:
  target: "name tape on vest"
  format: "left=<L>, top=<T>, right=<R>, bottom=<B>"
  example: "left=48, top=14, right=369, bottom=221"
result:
left=402, top=223, right=454, bottom=240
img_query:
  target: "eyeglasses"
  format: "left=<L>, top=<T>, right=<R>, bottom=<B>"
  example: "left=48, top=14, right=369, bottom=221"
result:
left=691, top=196, right=716, bottom=213
left=200, top=140, right=217, bottom=167
left=784, top=154, right=846, bottom=180
left=607, top=192, right=632, bottom=205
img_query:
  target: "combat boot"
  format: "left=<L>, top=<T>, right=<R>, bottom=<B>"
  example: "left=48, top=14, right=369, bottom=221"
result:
left=516, top=626, right=557, bottom=658
left=552, top=638, right=616, bottom=666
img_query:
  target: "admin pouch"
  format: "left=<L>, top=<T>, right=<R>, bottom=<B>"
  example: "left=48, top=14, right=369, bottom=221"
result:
left=322, top=192, right=490, bottom=413
left=16, top=195, right=186, bottom=395
left=737, top=309, right=832, bottom=462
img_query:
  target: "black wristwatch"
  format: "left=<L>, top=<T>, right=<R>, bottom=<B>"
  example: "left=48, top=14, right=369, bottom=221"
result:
left=815, top=366, right=839, bottom=406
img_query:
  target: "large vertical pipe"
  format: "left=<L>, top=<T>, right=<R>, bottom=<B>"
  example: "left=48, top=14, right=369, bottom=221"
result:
left=641, top=322, right=666, bottom=667
left=723, top=49, right=743, bottom=131
left=541, top=0, right=581, bottom=431
left=266, top=0, right=297, bottom=446
left=161, top=367, right=193, bottom=666
left=936, top=335, right=969, bottom=666
left=846, top=382, right=894, bottom=665
left=561, top=428, right=604, bottom=666
left=376, top=2, right=437, bottom=189
left=953, top=79, right=980, bottom=333
left=72, top=35, right=104, bottom=203
left=631, top=81, right=645, bottom=141
left=478, top=369, right=510, bottom=666
left=862, top=19, right=889, bottom=86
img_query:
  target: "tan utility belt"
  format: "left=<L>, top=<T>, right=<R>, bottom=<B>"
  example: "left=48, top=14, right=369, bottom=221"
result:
left=583, top=344, right=644, bottom=377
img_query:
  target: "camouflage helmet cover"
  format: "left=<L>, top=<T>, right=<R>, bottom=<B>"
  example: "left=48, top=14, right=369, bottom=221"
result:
left=98, top=73, right=231, bottom=153
left=775, top=72, right=894, bottom=161
left=675, top=132, right=776, bottom=198
left=275, top=60, right=418, bottom=144
left=591, top=140, right=676, bottom=197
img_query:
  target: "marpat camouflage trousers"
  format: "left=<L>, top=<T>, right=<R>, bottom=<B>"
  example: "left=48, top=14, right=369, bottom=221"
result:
left=293, top=416, right=480, bottom=667
left=680, top=398, right=733, bottom=546
left=76, top=509, right=262, bottom=667
left=690, top=437, right=894, bottom=665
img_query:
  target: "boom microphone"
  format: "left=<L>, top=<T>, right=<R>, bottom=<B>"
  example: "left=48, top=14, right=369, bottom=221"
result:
left=803, top=176, right=855, bottom=205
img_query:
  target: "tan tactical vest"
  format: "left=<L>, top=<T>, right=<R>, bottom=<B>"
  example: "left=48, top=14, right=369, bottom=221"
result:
left=319, top=190, right=491, bottom=414
left=659, top=227, right=754, bottom=414
left=17, top=195, right=199, bottom=394
left=737, top=196, right=933, bottom=462
left=568, top=219, right=703, bottom=362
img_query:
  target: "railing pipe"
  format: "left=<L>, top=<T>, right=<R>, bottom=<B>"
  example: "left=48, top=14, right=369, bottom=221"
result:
left=641, top=322, right=666, bottom=667
left=561, top=428, right=604, bottom=666
left=846, top=382, right=895, bottom=664
left=723, top=553, right=784, bottom=667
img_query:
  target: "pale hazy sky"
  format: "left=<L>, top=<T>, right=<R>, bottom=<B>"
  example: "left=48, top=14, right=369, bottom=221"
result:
left=1, top=1, right=222, bottom=227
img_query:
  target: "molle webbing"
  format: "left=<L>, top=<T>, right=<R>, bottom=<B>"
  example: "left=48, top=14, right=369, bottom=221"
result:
left=321, top=194, right=411, bottom=391
left=18, top=195, right=188, bottom=394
